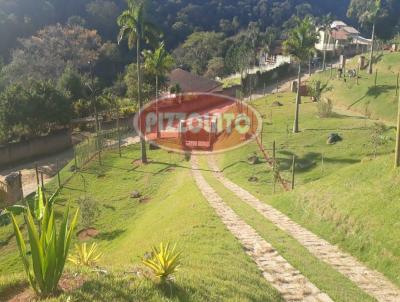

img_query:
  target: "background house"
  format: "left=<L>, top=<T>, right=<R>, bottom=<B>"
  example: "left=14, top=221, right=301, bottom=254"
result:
left=315, top=20, right=371, bottom=56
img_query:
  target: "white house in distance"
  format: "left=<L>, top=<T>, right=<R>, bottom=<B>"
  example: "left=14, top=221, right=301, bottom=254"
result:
left=315, top=20, right=372, bottom=56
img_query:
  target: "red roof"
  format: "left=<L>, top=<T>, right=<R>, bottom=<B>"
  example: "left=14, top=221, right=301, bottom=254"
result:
left=331, top=29, right=350, bottom=41
left=168, top=68, right=223, bottom=93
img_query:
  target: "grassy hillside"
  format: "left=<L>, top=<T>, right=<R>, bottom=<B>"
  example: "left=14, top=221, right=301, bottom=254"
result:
left=0, top=145, right=282, bottom=301
left=217, top=92, right=396, bottom=191
left=311, top=52, right=400, bottom=123
left=214, top=90, right=400, bottom=286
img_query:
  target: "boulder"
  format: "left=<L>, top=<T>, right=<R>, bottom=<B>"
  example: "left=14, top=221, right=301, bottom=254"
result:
left=270, top=101, right=283, bottom=107
left=327, top=133, right=342, bottom=145
left=130, top=191, right=142, bottom=199
left=248, top=176, right=258, bottom=182
left=247, top=155, right=260, bottom=165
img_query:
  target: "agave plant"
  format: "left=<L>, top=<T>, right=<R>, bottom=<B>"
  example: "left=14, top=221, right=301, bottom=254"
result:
left=142, top=242, right=182, bottom=282
left=10, top=199, right=79, bottom=297
left=68, top=242, right=103, bottom=267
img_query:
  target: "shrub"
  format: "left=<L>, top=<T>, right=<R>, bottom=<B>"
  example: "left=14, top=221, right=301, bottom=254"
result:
left=317, top=98, right=333, bottom=118
left=78, top=196, right=100, bottom=230
left=68, top=242, right=102, bottom=267
left=142, top=242, right=182, bottom=282
left=10, top=196, right=79, bottom=297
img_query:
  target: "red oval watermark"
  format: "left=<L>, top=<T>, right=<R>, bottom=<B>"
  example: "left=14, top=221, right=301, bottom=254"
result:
left=133, top=93, right=262, bottom=154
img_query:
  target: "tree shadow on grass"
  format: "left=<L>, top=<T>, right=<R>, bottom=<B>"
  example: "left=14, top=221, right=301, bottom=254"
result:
left=156, top=281, right=191, bottom=301
left=70, top=275, right=191, bottom=302
left=95, top=229, right=126, bottom=241
left=277, top=150, right=359, bottom=172
left=348, top=85, right=396, bottom=109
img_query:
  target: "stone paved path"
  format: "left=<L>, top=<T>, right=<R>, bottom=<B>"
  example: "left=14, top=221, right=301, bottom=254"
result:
left=191, top=156, right=333, bottom=302
left=207, top=156, right=400, bottom=302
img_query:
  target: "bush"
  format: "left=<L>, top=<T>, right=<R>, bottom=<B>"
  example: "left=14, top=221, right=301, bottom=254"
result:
left=317, top=98, right=333, bottom=118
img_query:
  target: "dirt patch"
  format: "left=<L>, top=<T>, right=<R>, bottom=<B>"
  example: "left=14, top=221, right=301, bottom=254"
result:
left=132, top=159, right=153, bottom=165
left=58, top=273, right=86, bottom=292
left=77, top=227, right=99, bottom=241
left=7, top=287, right=34, bottom=302
left=6, top=274, right=85, bottom=302
left=139, top=197, right=151, bottom=204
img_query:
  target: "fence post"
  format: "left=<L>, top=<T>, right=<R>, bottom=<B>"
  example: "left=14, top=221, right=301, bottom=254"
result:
left=272, top=141, right=276, bottom=165
left=40, top=172, right=44, bottom=190
left=56, top=159, right=61, bottom=188
left=375, top=69, right=378, bottom=87
left=291, top=155, right=296, bottom=190
left=35, top=163, right=39, bottom=186
left=321, top=153, right=324, bottom=176
left=357, top=64, right=360, bottom=85
left=98, top=150, right=102, bottom=166
left=19, top=171, right=24, bottom=201
left=117, top=111, right=122, bottom=157
left=396, top=72, right=399, bottom=97
left=74, top=148, right=78, bottom=170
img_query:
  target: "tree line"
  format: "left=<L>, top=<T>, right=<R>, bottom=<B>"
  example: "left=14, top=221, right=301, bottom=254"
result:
left=0, top=0, right=399, bottom=147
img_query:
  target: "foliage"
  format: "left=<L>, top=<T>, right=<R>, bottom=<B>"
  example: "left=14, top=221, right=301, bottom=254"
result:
left=10, top=201, right=79, bottom=297
left=176, top=31, right=224, bottom=75
left=124, top=63, right=155, bottom=104
left=143, top=42, right=174, bottom=94
left=3, top=24, right=103, bottom=85
left=78, top=196, right=100, bottom=229
left=347, top=0, right=384, bottom=25
left=142, top=242, right=182, bottom=282
left=205, top=57, right=226, bottom=79
left=316, top=98, right=333, bottom=118
left=68, top=242, right=103, bottom=267
left=117, top=0, right=160, bottom=51
left=86, top=0, right=120, bottom=39
left=370, top=122, right=389, bottom=157
left=0, top=80, right=72, bottom=142
left=225, top=41, right=253, bottom=81
left=58, top=66, right=86, bottom=101
left=283, top=17, right=318, bottom=63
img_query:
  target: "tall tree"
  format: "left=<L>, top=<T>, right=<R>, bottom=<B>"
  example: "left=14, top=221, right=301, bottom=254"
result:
left=117, top=0, right=159, bottom=164
left=347, top=0, right=386, bottom=74
left=283, top=17, right=318, bottom=133
left=143, top=42, right=174, bottom=137
left=4, top=24, right=102, bottom=85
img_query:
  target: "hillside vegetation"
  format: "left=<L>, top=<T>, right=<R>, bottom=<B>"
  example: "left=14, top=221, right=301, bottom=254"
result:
left=0, top=145, right=282, bottom=301
left=214, top=88, right=400, bottom=286
left=312, top=52, right=400, bottom=123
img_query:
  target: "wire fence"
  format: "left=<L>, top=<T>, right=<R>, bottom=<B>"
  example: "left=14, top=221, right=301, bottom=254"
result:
left=0, top=124, right=137, bottom=207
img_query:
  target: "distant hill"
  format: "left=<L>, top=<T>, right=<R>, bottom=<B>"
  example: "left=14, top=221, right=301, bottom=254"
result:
left=0, top=0, right=353, bottom=61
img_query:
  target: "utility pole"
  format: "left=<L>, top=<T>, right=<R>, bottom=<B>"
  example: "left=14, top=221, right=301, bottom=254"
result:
left=395, top=92, right=400, bottom=168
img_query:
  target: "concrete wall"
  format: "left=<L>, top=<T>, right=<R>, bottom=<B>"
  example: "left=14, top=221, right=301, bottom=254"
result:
left=0, top=129, right=72, bottom=168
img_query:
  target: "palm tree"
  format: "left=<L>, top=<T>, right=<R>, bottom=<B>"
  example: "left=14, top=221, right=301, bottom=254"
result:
left=143, top=42, right=174, bottom=137
left=283, top=17, right=318, bottom=133
left=319, top=14, right=333, bottom=71
left=117, top=0, right=159, bottom=163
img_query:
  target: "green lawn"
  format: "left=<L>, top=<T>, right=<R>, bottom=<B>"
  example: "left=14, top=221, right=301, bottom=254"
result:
left=214, top=90, right=400, bottom=287
left=311, top=51, right=400, bottom=123
left=0, top=144, right=282, bottom=301
left=197, top=156, right=375, bottom=302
